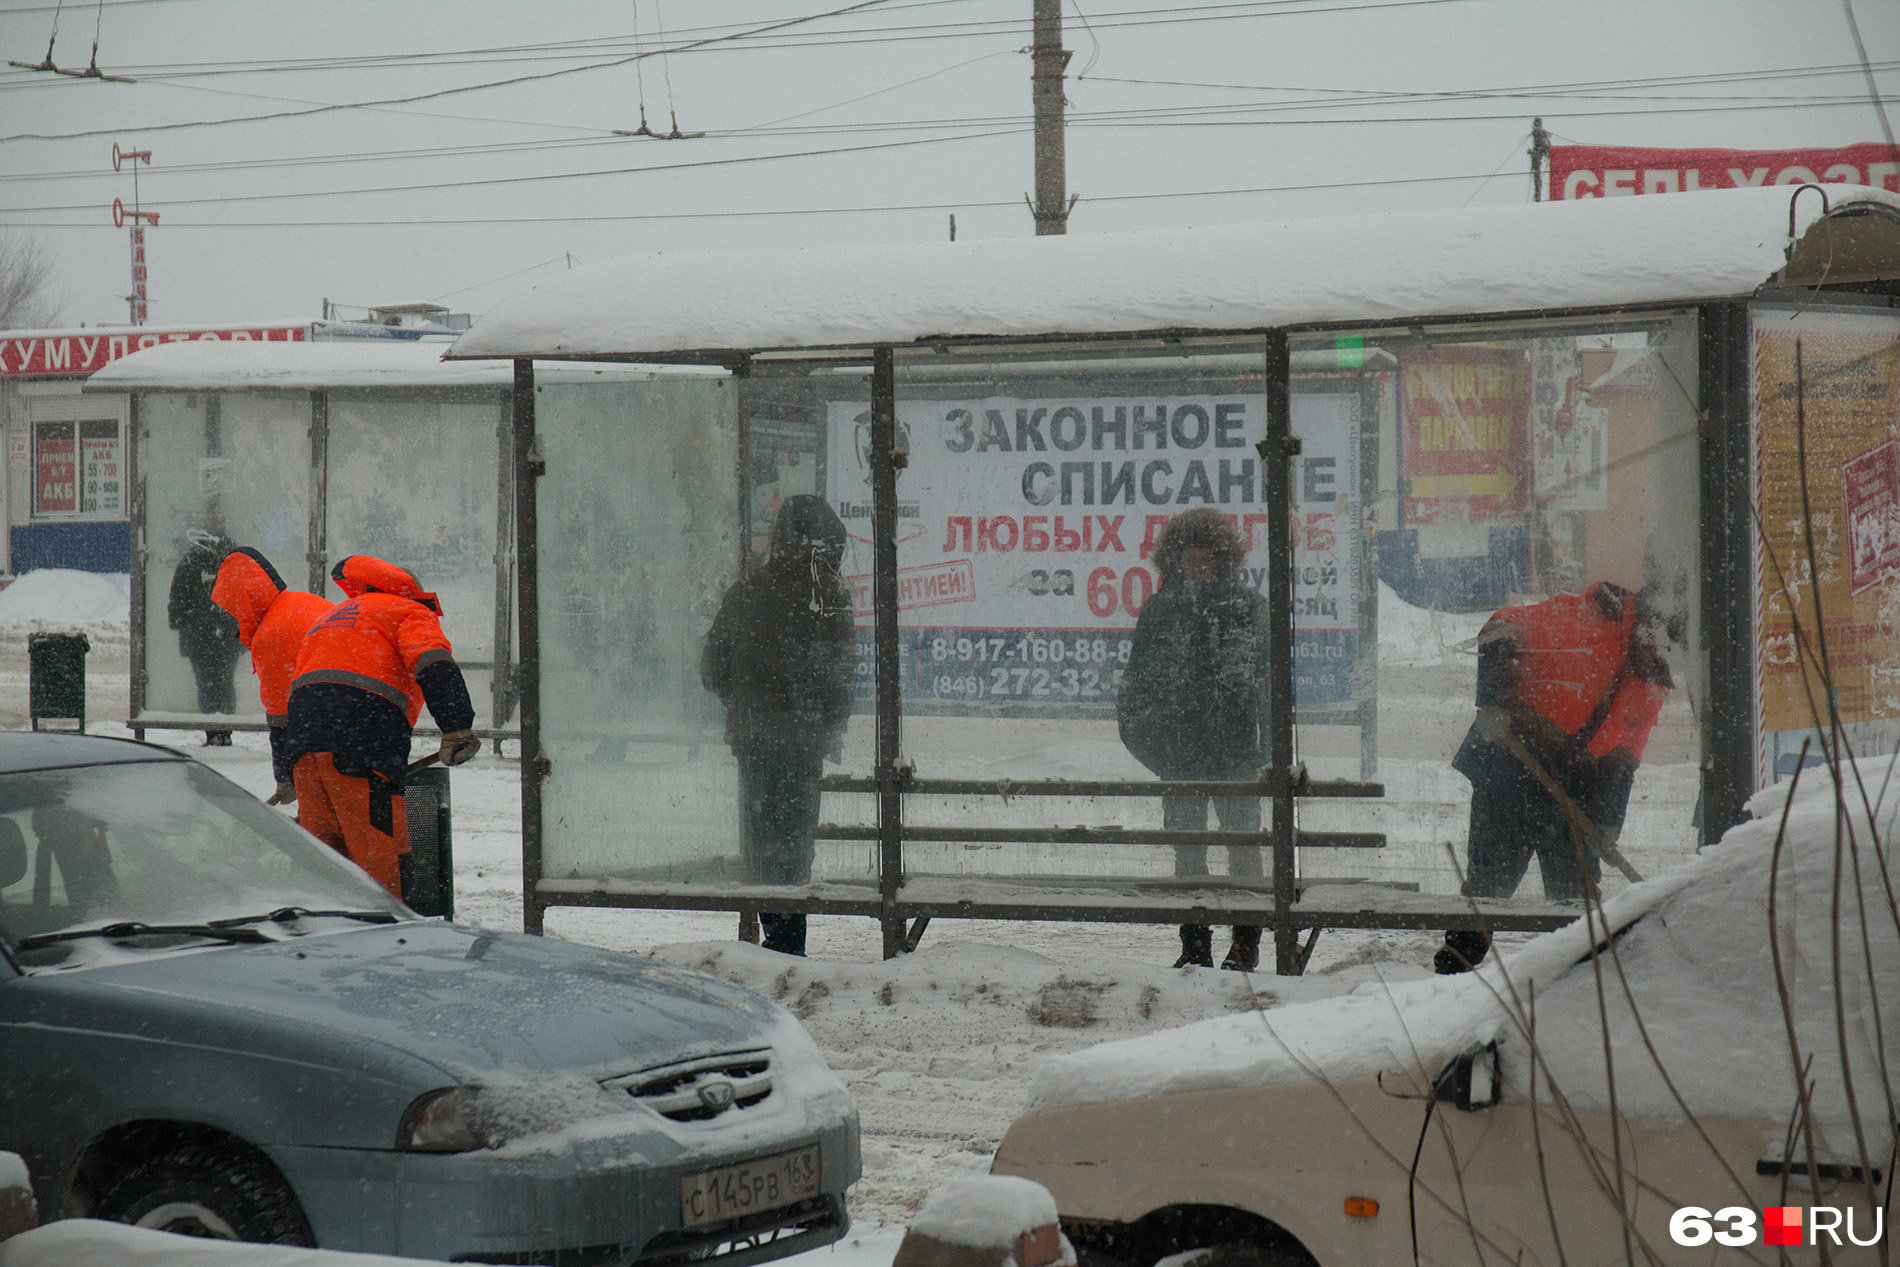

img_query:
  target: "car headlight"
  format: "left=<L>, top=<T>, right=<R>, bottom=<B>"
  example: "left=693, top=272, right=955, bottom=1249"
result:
left=398, top=1087, right=489, bottom=1153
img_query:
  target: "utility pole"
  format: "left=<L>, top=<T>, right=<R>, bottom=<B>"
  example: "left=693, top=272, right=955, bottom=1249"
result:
left=1529, top=117, right=1551, bottom=202
left=1029, top=0, right=1073, bottom=235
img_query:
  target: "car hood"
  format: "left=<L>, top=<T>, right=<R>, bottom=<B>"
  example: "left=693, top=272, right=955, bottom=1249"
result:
left=35, top=921, right=794, bottom=1082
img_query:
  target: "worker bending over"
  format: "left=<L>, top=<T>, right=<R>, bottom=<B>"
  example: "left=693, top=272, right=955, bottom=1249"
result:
left=209, top=548, right=335, bottom=805
left=283, top=555, right=480, bottom=899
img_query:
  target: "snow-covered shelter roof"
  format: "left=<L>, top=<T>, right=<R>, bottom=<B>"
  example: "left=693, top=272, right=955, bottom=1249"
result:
left=83, top=340, right=721, bottom=392
left=447, top=185, right=1900, bottom=364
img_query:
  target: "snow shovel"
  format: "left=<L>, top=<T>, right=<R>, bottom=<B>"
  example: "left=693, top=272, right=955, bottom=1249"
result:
left=1473, top=707, right=1644, bottom=884
left=266, top=752, right=443, bottom=806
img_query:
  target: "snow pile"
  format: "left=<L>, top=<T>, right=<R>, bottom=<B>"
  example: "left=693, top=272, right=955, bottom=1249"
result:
left=0, top=1154, right=25, bottom=1197
left=450, top=186, right=1900, bottom=359
left=1374, top=581, right=1486, bottom=667
left=909, top=1176, right=1058, bottom=1248
left=0, top=1220, right=424, bottom=1266
left=0, top=570, right=129, bottom=639
left=1029, top=756, right=1900, bottom=1145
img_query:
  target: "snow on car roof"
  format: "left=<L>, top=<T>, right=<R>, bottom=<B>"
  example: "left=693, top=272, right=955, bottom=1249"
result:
left=0, top=733, right=184, bottom=776
left=446, top=186, right=1900, bottom=362
left=82, top=341, right=725, bottom=391
left=1026, top=757, right=1900, bottom=1138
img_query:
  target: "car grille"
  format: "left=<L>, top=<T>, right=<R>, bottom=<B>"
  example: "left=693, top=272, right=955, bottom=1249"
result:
left=605, top=1051, right=774, bottom=1122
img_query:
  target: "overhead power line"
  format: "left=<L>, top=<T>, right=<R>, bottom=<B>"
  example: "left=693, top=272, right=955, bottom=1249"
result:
left=0, top=165, right=1541, bottom=228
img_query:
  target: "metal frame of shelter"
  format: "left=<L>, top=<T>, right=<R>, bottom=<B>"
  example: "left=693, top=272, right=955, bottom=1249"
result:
left=90, top=354, right=522, bottom=741
left=456, top=187, right=1900, bottom=973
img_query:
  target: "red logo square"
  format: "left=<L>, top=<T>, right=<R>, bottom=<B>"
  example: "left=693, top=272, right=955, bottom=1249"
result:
left=1764, top=1206, right=1803, bottom=1247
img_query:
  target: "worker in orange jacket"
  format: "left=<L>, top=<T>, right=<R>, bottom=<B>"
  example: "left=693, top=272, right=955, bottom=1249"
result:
left=209, top=548, right=335, bottom=804
left=283, top=555, right=479, bottom=899
left=1437, top=579, right=1682, bottom=974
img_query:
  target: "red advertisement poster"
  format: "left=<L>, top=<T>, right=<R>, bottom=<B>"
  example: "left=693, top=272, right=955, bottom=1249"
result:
left=1844, top=440, right=1900, bottom=595
left=1550, top=142, right=1900, bottom=200
left=1400, top=346, right=1530, bottom=524
left=34, top=425, right=76, bottom=514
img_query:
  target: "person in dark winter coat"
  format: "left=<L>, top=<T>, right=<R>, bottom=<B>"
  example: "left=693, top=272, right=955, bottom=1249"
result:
left=168, top=528, right=240, bottom=746
left=1118, top=508, right=1272, bottom=971
left=702, top=495, right=856, bottom=957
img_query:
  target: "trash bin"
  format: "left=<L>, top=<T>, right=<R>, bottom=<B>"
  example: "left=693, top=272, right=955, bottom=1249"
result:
left=403, top=765, right=454, bottom=919
left=27, top=632, right=89, bottom=732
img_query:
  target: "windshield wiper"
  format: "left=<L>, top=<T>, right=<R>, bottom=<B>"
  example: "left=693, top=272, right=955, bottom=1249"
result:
left=16, top=921, right=274, bottom=950
left=207, top=907, right=400, bottom=928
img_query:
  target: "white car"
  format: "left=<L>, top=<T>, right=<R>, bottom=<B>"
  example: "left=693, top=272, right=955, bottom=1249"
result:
left=994, top=764, right=1898, bottom=1266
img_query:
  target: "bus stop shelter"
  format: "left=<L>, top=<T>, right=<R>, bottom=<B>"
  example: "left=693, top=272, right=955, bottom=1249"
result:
left=448, top=184, right=1900, bottom=972
left=86, top=341, right=723, bottom=740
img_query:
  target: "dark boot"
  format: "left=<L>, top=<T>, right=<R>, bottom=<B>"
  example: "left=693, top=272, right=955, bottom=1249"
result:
left=1221, top=925, right=1262, bottom=972
left=1435, top=929, right=1491, bottom=975
left=1174, top=924, right=1214, bottom=968
left=203, top=730, right=232, bottom=747
left=761, top=913, right=807, bottom=957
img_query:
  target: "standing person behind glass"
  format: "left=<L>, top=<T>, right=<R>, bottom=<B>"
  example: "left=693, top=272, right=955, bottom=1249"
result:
left=1118, top=509, right=1272, bottom=971
left=168, top=527, right=239, bottom=746
left=701, top=495, right=856, bottom=958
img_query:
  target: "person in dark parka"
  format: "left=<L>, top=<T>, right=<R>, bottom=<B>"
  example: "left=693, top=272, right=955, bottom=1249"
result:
left=168, top=527, right=240, bottom=746
left=1118, top=509, right=1272, bottom=971
left=702, top=495, right=857, bottom=957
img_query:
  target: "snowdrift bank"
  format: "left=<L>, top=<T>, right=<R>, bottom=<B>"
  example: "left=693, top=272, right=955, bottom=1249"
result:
left=0, top=570, right=129, bottom=639
left=0, top=1219, right=423, bottom=1266
left=1030, top=757, right=1900, bottom=1143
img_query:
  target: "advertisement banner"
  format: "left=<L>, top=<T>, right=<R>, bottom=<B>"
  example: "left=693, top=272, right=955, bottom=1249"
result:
left=1531, top=337, right=1608, bottom=512
left=33, top=424, right=76, bottom=514
left=825, top=389, right=1365, bottom=709
left=0, top=325, right=306, bottom=378
left=1550, top=142, right=1900, bottom=200
left=1754, top=321, right=1900, bottom=737
left=1844, top=440, right=1900, bottom=596
left=1401, top=346, right=1530, bottom=525
left=79, top=421, right=123, bottom=516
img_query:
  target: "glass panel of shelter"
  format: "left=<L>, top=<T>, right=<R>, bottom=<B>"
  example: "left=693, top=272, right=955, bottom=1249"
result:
left=324, top=390, right=506, bottom=729
left=531, top=367, right=885, bottom=899
left=1288, top=313, right=1706, bottom=913
left=734, top=366, right=878, bottom=889
left=883, top=341, right=1280, bottom=904
left=1747, top=303, right=1900, bottom=785
left=139, top=390, right=311, bottom=722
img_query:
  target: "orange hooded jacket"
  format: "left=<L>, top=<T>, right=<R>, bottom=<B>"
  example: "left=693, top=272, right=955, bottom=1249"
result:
left=1490, top=583, right=1669, bottom=762
left=292, top=555, right=456, bottom=728
left=210, top=549, right=334, bottom=783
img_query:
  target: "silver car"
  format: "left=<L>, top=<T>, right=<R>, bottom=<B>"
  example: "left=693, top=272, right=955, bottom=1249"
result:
left=0, top=733, right=859, bottom=1264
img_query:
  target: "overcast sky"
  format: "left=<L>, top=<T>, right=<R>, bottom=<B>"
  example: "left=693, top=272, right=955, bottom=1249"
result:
left=0, top=0, right=1893, bottom=328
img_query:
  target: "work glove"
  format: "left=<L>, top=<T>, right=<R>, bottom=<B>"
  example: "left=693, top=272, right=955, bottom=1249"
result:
left=265, top=780, right=297, bottom=806
left=438, top=730, right=481, bottom=767
left=1581, top=819, right=1622, bottom=861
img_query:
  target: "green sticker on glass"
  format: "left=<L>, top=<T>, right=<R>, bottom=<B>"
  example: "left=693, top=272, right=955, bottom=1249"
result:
left=1334, top=335, right=1365, bottom=369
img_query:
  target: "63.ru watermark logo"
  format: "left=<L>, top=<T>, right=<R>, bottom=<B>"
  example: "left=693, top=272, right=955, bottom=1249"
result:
left=1671, top=1205, right=1884, bottom=1247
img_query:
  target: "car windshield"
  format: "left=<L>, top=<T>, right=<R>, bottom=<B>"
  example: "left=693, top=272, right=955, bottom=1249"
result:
left=0, top=758, right=407, bottom=968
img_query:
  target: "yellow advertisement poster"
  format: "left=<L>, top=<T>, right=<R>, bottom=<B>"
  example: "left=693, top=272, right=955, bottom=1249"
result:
left=1753, top=314, right=1900, bottom=741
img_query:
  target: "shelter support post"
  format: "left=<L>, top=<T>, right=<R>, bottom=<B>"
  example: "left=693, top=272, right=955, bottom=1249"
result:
left=1262, top=330, right=1301, bottom=975
left=512, top=358, right=546, bottom=935
left=871, top=347, right=906, bottom=959
left=1698, top=301, right=1755, bottom=842
left=491, top=392, right=517, bottom=728
left=127, top=393, right=146, bottom=738
left=307, top=391, right=329, bottom=594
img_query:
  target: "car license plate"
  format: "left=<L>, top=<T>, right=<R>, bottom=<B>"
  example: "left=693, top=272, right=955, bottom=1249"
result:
left=680, top=1145, right=821, bottom=1229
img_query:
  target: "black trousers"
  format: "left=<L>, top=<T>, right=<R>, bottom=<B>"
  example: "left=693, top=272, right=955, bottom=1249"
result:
left=737, top=746, right=824, bottom=956
left=189, top=649, right=238, bottom=742
left=1465, top=775, right=1600, bottom=901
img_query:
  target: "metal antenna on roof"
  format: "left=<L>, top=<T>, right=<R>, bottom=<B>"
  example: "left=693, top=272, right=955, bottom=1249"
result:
left=1529, top=118, right=1551, bottom=202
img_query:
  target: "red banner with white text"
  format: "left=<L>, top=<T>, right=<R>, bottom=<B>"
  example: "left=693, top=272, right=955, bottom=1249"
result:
left=1549, top=143, right=1900, bottom=201
left=0, top=325, right=307, bottom=378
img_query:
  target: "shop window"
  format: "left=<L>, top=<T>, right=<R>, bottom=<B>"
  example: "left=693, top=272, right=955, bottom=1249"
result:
left=31, top=418, right=123, bottom=519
